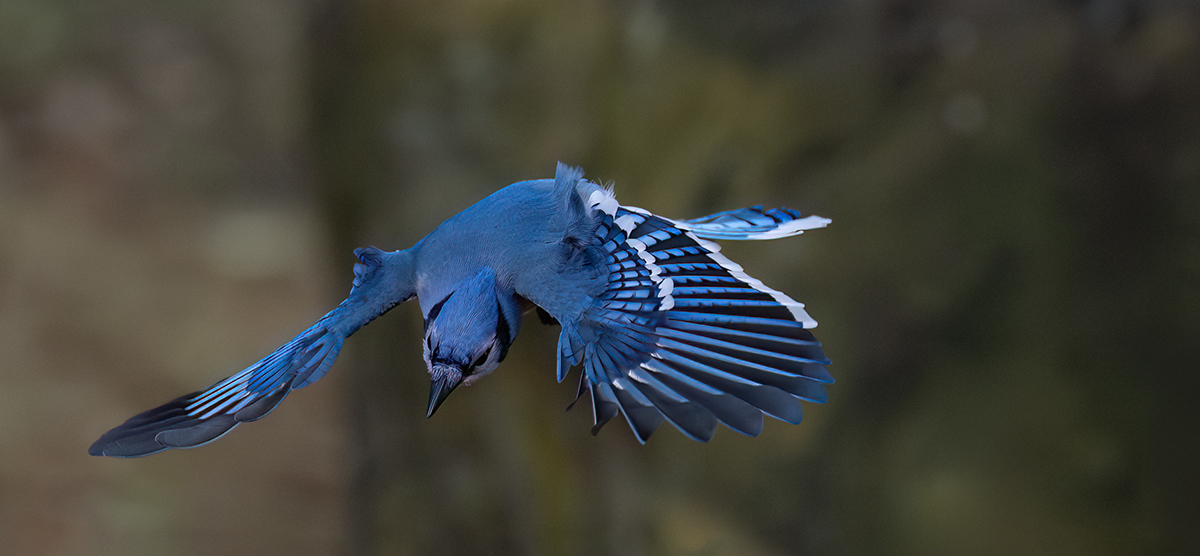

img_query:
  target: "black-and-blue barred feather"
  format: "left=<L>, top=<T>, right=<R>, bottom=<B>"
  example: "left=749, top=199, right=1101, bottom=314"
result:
left=560, top=195, right=831, bottom=442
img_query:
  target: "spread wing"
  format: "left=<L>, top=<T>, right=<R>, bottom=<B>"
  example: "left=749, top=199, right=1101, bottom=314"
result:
left=90, top=247, right=416, bottom=457
left=89, top=319, right=345, bottom=457
left=557, top=197, right=831, bottom=443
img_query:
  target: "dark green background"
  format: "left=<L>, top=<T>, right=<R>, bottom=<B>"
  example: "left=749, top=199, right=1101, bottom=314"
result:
left=0, top=0, right=1196, bottom=554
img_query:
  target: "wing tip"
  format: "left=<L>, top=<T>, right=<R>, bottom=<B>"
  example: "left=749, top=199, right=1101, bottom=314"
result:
left=89, top=433, right=170, bottom=458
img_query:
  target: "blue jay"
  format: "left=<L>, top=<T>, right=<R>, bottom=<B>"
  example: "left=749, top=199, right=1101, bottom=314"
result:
left=90, top=164, right=831, bottom=457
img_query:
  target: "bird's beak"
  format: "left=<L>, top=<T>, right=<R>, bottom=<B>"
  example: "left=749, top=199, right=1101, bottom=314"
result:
left=426, top=366, right=463, bottom=418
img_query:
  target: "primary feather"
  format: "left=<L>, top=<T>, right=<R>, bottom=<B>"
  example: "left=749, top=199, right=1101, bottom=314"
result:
left=90, top=163, right=830, bottom=457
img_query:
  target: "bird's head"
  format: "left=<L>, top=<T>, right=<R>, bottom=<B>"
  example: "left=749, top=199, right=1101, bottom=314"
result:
left=421, top=267, right=520, bottom=417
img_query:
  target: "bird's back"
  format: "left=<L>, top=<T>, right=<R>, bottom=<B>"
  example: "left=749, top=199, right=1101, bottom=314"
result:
left=411, top=175, right=607, bottom=319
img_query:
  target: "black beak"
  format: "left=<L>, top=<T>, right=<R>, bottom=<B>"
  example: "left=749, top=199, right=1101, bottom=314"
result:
left=426, top=373, right=461, bottom=418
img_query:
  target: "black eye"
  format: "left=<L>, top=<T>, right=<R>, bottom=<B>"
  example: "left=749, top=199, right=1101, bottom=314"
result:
left=472, top=346, right=493, bottom=369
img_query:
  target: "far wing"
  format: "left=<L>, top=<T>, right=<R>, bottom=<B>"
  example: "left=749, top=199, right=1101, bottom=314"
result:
left=678, top=205, right=830, bottom=240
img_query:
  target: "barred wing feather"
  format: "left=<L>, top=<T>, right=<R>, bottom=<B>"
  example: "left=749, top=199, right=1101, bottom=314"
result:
left=679, top=205, right=830, bottom=241
left=560, top=197, right=831, bottom=443
left=88, top=318, right=345, bottom=457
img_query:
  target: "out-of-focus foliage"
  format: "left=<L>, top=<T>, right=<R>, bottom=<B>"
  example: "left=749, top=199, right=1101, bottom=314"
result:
left=0, top=0, right=1196, bottom=555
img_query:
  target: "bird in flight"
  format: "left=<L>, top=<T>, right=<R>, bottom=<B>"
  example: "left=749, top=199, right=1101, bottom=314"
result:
left=90, top=164, right=832, bottom=457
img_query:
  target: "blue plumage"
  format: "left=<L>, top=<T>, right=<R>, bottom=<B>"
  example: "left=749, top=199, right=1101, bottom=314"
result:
left=89, top=163, right=831, bottom=457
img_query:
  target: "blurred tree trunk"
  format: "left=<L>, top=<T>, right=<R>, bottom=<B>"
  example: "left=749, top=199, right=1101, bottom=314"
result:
left=308, top=2, right=401, bottom=554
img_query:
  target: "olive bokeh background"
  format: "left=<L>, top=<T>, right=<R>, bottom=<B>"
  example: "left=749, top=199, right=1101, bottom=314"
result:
left=0, top=1, right=1196, bottom=555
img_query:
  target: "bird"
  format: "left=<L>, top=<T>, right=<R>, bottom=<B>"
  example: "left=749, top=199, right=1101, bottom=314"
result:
left=89, top=163, right=832, bottom=457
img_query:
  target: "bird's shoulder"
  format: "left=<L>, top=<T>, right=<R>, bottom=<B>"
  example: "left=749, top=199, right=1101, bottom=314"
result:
left=412, top=175, right=610, bottom=316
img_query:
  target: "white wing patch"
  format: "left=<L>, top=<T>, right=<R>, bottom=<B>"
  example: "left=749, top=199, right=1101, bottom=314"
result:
left=588, top=188, right=618, bottom=217
left=625, top=236, right=675, bottom=310
left=679, top=229, right=817, bottom=328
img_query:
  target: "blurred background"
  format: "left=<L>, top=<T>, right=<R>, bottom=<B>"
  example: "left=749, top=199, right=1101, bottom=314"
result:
left=1, top=0, right=1197, bottom=555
